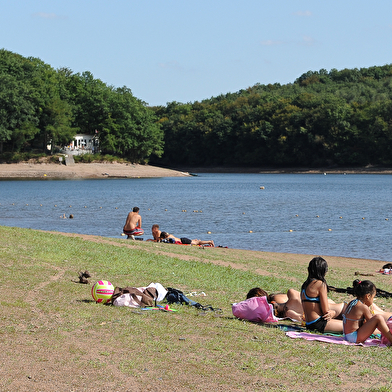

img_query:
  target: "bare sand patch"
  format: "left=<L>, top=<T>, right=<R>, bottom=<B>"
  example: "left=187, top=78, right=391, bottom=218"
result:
left=0, top=162, right=190, bottom=179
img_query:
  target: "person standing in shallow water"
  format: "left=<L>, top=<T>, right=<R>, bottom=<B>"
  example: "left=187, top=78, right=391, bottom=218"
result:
left=123, top=207, right=144, bottom=239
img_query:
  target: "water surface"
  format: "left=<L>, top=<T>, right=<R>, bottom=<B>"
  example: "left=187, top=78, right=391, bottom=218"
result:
left=1, top=173, right=391, bottom=261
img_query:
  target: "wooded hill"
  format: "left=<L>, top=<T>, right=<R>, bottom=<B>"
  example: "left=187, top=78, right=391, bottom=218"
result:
left=2, top=48, right=392, bottom=168
left=0, top=49, right=163, bottom=162
left=153, top=65, right=392, bottom=168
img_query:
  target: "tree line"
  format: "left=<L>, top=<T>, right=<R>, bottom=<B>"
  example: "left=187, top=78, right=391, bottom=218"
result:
left=2, top=48, right=392, bottom=167
left=153, top=65, right=392, bottom=167
left=0, top=49, right=163, bottom=162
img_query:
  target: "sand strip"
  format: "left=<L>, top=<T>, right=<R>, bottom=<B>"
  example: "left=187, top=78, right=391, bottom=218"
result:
left=0, top=162, right=190, bottom=179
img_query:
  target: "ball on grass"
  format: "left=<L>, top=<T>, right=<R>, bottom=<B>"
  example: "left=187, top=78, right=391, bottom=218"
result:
left=91, top=280, right=114, bottom=303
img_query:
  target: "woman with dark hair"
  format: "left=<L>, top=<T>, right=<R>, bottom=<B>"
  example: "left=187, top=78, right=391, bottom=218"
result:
left=246, top=287, right=268, bottom=299
left=301, top=257, right=343, bottom=333
left=247, top=287, right=344, bottom=322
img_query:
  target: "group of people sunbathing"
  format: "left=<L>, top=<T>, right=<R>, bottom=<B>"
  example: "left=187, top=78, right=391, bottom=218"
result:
left=247, top=256, right=392, bottom=345
left=122, top=207, right=214, bottom=246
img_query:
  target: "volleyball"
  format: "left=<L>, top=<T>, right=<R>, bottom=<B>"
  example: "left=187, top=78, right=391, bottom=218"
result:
left=91, top=280, right=114, bottom=303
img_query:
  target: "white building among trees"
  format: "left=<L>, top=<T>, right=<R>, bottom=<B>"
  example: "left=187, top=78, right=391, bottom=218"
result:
left=67, top=133, right=99, bottom=154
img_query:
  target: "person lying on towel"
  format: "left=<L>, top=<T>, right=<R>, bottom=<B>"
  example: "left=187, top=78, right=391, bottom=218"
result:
left=160, top=231, right=214, bottom=247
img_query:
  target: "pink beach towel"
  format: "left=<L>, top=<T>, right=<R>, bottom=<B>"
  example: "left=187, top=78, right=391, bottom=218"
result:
left=286, top=331, right=387, bottom=347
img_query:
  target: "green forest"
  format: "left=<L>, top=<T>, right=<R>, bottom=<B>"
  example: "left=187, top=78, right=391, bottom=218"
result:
left=2, top=48, right=392, bottom=168
left=0, top=49, right=163, bottom=162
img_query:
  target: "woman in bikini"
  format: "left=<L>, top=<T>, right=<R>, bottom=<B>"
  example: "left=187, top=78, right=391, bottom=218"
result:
left=160, top=232, right=214, bottom=247
left=246, top=287, right=345, bottom=322
left=301, top=257, right=343, bottom=333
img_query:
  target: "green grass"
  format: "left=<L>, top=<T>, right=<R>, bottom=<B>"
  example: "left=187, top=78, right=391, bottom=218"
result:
left=1, top=225, right=392, bottom=391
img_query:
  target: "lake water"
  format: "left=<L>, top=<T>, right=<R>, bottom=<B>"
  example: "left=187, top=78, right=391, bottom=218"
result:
left=1, top=173, right=391, bottom=262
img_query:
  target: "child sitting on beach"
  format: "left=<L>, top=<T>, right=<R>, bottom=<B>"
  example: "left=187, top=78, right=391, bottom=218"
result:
left=342, top=279, right=392, bottom=344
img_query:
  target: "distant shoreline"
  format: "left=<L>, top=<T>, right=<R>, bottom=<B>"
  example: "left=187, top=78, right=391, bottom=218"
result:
left=175, top=165, right=392, bottom=175
left=1, top=162, right=392, bottom=180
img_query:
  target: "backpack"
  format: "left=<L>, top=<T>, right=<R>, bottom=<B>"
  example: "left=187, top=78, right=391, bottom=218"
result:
left=232, top=296, right=279, bottom=323
left=165, top=287, right=200, bottom=307
left=111, top=286, right=158, bottom=308
left=165, top=287, right=221, bottom=312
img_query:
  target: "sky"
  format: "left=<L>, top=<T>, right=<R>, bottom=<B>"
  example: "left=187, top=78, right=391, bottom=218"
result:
left=1, top=1, right=392, bottom=106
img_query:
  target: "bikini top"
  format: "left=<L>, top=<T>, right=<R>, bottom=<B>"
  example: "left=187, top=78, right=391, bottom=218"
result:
left=301, top=288, right=320, bottom=303
left=342, top=299, right=365, bottom=325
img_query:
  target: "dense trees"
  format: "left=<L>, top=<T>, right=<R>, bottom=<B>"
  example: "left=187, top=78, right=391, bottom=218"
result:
left=153, top=65, right=392, bottom=167
left=2, top=47, right=392, bottom=167
left=0, top=49, right=163, bottom=162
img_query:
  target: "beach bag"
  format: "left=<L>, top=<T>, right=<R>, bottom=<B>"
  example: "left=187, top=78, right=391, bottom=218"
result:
left=380, top=317, right=392, bottom=346
left=164, top=287, right=222, bottom=312
left=147, top=282, right=167, bottom=302
left=112, top=286, right=158, bottom=308
left=165, top=287, right=200, bottom=307
left=232, top=296, right=278, bottom=323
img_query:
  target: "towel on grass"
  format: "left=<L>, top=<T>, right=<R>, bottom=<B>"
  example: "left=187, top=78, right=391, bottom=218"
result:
left=286, top=331, right=387, bottom=347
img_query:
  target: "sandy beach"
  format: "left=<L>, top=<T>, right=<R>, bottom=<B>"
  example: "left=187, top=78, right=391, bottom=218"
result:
left=0, top=162, right=190, bottom=179
left=2, top=161, right=392, bottom=180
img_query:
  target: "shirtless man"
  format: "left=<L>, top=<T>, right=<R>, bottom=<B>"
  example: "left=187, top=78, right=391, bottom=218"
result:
left=123, top=207, right=144, bottom=239
left=160, top=231, right=214, bottom=247
left=146, top=224, right=161, bottom=242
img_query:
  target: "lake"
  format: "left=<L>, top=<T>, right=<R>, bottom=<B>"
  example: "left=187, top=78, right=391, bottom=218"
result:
left=1, top=173, right=391, bottom=262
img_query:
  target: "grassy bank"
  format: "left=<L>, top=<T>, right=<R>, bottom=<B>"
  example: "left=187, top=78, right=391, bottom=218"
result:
left=1, top=226, right=391, bottom=391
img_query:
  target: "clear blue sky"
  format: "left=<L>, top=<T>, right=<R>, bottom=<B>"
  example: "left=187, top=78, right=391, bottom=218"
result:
left=1, top=1, right=391, bottom=106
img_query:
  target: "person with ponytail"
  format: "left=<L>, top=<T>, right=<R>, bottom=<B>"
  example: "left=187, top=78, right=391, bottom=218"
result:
left=342, top=279, right=392, bottom=344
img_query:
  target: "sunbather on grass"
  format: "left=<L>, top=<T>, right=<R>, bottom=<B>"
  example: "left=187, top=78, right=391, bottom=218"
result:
left=342, top=279, right=392, bottom=344
left=246, top=287, right=344, bottom=322
left=160, top=231, right=214, bottom=247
